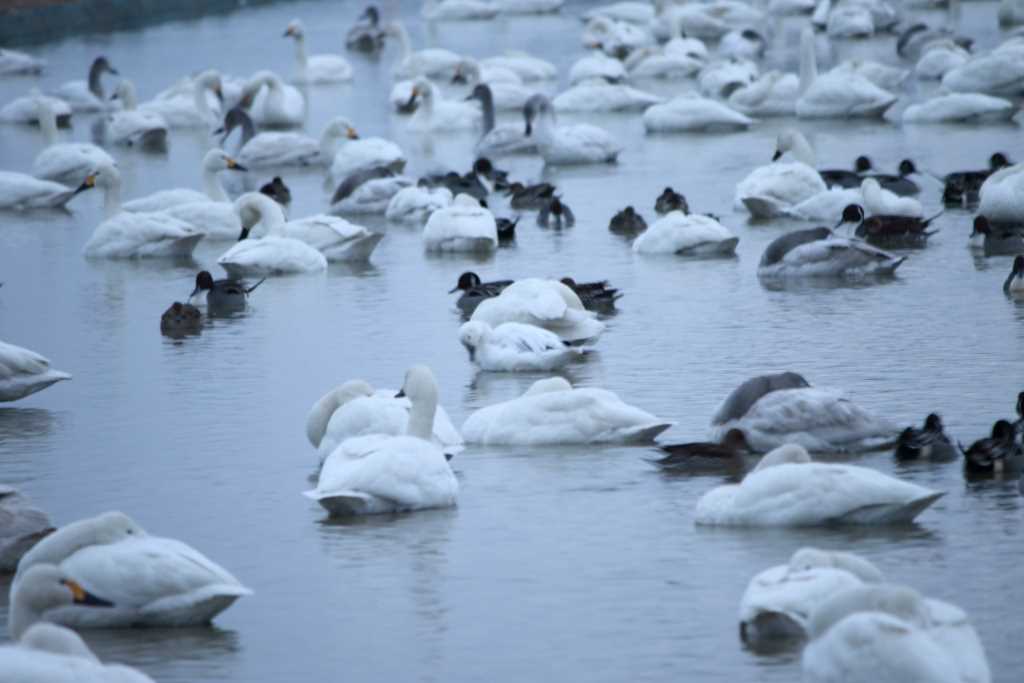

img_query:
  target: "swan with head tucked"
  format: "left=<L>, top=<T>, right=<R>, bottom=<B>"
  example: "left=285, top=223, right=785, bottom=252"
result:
left=803, top=584, right=990, bottom=683
left=626, top=30, right=707, bottom=80
left=0, top=619, right=155, bottom=681
left=570, top=51, right=627, bottom=84
left=0, top=340, right=70, bottom=403
left=466, top=85, right=536, bottom=156
left=330, top=166, right=413, bottom=215
left=284, top=19, right=353, bottom=84
left=423, top=0, right=500, bottom=20
left=727, top=71, right=799, bottom=117
left=709, top=372, right=897, bottom=452
left=632, top=212, right=739, bottom=256
left=860, top=179, right=922, bottom=218
left=942, top=41, right=1024, bottom=96
left=459, top=320, right=580, bottom=371
left=52, top=56, right=118, bottom=112
left=13, top=511, right=251, bottom=629
left=306, top=377, right=464, bottom=466
left=470, top=278, right=605, bottom=343
left=80, top=164, right=205, bottom=259
left=740, top=547, right=884, bottom=645
left=553, top=79, right=662, bottom=113
left=0, top=169, right=78, bottom=211
left=796, top=27, right=896, bottom=118
left=0, top=48, right=45, bottom=76
left=423, top=193, right=498, bottom=252
left=139, top=69, right=223, bottom=128
left=216, top=193, right=328, bottom=274
left=0, top=91, right=72, bottom=126
left=643, top=91, right=753, bottom=132
left=524, top=94, right=621, bottom=165
left=386, top=183, right=453, bottom=224
left=0, top=485, right=53, bottom=570
left=979, top=163, right=1024, bottom=223
left=695, top=444, right=943, bottom=526
left=407, top=79, right=481, bottom=131
left=480, top=53, right=557, bottom=81
left=463, top=376, right=672, bottom=445
left=240, top=70, right=306, bottom=128
left=106, top=80, right=168, bottom=149
left=902, top=93, right=1016, bottom=124
left=305, top=366, right=459, bottom=517
left=385, top=22, right=464, bottom=80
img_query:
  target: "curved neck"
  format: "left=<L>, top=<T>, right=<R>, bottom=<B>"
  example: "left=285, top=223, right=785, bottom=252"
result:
left=532, top=110, right=555, bottom=145
left=88, top=61, right=104, bottom=99
left=790, top=134, right=816, bottom=166
left=414, top=90, right=435, bottom=125
left=121, top=85, right=138, bottom=110
left=255, top=198, right=287, bottom=235
left=103, top=178, right=122, bottom=219
left=799, top=30, right=818, bottom=94
left=478, top=91, right=495, bottom=134
left=202, top=165, right=227, bottom=201
left=306, top=391, right=341, bottom=448
left=320, top=128, right=342, bottom=161
left=406, top=393, right=436, bottom=441
left=194, top=81, right=213, bottom=123
left=8, top=596, right=37, bottom=640
left=393, top=25, right=412, bottom=60
left=293, top=37, right=308, bottom=76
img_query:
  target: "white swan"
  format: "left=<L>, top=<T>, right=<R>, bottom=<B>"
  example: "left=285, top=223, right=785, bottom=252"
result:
left=306, top=378, right=464, bottom=464
left=305, top=366, right=459, bottom=517
left=698, top=59, right=758, bottom=98
left=643, top=92, right=753, bottom=132
left=582, top=16, right=653, bottom=57
left=139, top=69, right=222, bottom=129
left=979, top=163, right=1024, bottom=223
left=861, top=178, right=922, bottom=218
left=423, top=0, right=500, bottom=20
left=626, top=39, right=705, bottom=80
left=385, top=22, right=464, bottom=80
left=231, top=111, right=319, bottom=167
left=330, top=170, right=413, bottom=215
left=0, top=91, right=71, bottom=126
left=459, top=321, right=580, bottom=371
left=915, top=40, right=970, bottom=80
left=0, top=485, right=52, bottom=571
left=553, top=79, right=662, bottom=113
left=13, top=511, right=251, bottom=629
left=498, top=0, right=564, bottom=13
left=826, top=3, right=874, bottom=37
left=122, top=148, right=244, bottom=212
left=735, top=132, right=827, bottom=218
left=81, top=164, right=205, bottom=259
left=740, top=548, right=883, bottom=644
left=569, top=52, right=627, bottom=84
left=672, top=1, right=765, bottom=39
left=480, top=52, right=557, bottom=81
left=423, top=193, right=498, bottom=252
left=902, top=93, right=1016, bottom=124
left=783, top=187, right=863, bottom=222
left=326, top=118, right=406, bottom=180
left=217, top=193, right=328, bottom=275
left=709, top=372, right=897, bottom=451
left=237, top=192, right=382, bottom=262
left=0, top=48, right=45, bottom=76
left=633, top=212, right=739, bottom=256
left=524, top=94, right=620, bottom=165
left=796, top=27, right=895, bottom=118
left=695, top=444, right=943, bottom=526
left=407, top=79, right=481, bottom=131
left=53, top=56, right=118, bottom=112
left=0, top=617, right=155, bottom=681
left=470, top=278, right=605, bottom=343
left=386, top=184, right=453, bottom=225
left=728, top=71, right=799, bottom=117
left=584, top=1, right=655, bottom=24
left=468, top=85, right=536, bottom=156
left=241, top=70, right=306, bottom=128
left=831, top=59, right=908, bottom=92
left=463, top=376, right=672, bottom=445
left=284, top=19, right=353, bottom=84
left=803, top=584, right=991, bottom=683
left=0, top=340, right=71, bottom=403
left=941, top=45, right=1024, bottom=96
left=106, top=80, right=168, bottom=148
left=0, top=171, right=78, bottom=211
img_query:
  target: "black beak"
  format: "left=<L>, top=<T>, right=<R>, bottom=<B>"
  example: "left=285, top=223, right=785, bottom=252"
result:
left=73, top=180, right=94, bottom=196
left=403, top=91, right=418, bottom=110
left=230, top=162, right=248, bottom=172
left=395, top=389, right=406, bottom=398
left=448, top=285, right=460, bottom=293
left=444, top=452, right=454, bottom=462
left=215, top=89, right=224, bottom=105
left=63, top=580, right=114, bottom=608
left=452, top=72, right=467, bottom=85
left=771, top=150, right=782, bottom=161
left=237, top=226, right=250, bottom=241
left=108, top=67, right=119, bottom=75
left=524, top=120, right=532, bottom=137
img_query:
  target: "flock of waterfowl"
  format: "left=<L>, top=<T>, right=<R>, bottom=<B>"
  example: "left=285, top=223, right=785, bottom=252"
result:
left=1, top=0, right=1023, bottom=680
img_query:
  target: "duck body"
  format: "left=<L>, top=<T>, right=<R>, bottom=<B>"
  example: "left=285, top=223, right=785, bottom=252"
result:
left=709, top=373, right=896, bottom=452
left=894, top=416, right=958, bottom=463
left=609, top=206, right=647, bottom=234
left=855, top=214, right=938, bottom=249
left=459, top=321, right=578, bottom=371
left=633, top=212, right=738, bottom=256
left=758, top=227, right=904, bottom=280
left=463, top=377, right=671, bottom=445
left=696, top=444, right=943, bottom=526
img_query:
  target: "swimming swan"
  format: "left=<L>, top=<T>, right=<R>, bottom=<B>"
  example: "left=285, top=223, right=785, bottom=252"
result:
left=459, top=320, right=580, bottom=371
left=0, top=341, right=70, bottom=403
left=106, top=80, right=168, bottom=149
left=469, top=278, right=605, bottom=343
left=632, top=212, right=739, bottom=256
left=284, top=19, right=353, bottom=84
left=0, top=485, right=53, bottom=571
left=423, top=193, right=498, bottom=252
left=13, top=511, right=251, bottom=629
left=305, top=366, right=459, bottom=516
left=524, top=94, right=621, bottom=165
left=796, top=27, right=895, bottom=118
left=643, top=91, right=753, bottom=132
left=695, top=444, right=943, bottom=526
left=217, top=193, right=328, bottom=274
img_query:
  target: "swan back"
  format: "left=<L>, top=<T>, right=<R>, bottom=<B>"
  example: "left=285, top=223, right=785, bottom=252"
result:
left=525, top=376, right=573, bottom=396
left=16, top=511, right=143, bottom=578
left=753, top=443, right=813, bottom=472
left=306, top=380, right=375, bottom=448
left=808, top=584, right=929, bottom=639
left=788, top=547, right=884, bottom=583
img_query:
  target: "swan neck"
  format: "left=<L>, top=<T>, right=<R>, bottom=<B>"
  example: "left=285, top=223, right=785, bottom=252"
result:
left=257, top=198, right=287, bottom=235
left=306, top=390, right=341, bottom=447
left=792, top=134, right=816, bottom=166
left=8, top=596, right=36, bottom=640
left=294, top=37, right=308, bottom=75
left=479, top=90, right=495, bottom=134
left=203, top=166, right=227, bottom=202
left=194, top=81, right=213, bottom=123
left=394, top=25, right=412, bottom=59
left=320, top=128, right=340, bottom=161
left=104, top=178, right=121, bottom=219
left=406, top=393, right=437, bottom=441
left=39, top=107, right=58, bottom=146
left=121, top=85, right=137, bottom=110
left=87, top=62, right=104, bottom=99
left=799, top=31, right=817, bottom=94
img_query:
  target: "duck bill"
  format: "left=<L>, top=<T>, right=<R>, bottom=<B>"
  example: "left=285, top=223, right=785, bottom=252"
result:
left=771, top=150, right=782, bottom=161
left=447, top=285, right=460, bottom=293
left=395, top=389, right=406, bottom=398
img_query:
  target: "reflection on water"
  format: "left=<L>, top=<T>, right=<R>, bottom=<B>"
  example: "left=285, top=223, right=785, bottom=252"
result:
left=0, top=0, right=1023, bottom=681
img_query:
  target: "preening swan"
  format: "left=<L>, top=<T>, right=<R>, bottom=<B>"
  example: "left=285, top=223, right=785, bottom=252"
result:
left=632, top=212, right=739, bottom=256
left=385, top=21, right=464, bottom=80
left=423, top=193, right=498, bottom=252
left=106, top=80, right=168, bottom=149
left=53, top=56, right=118, bottom=112
left=139, top=69, right=223, bottom=129
left=796, top=27, right=895, bottom=118
left=217, top=193, right=328, bottom=275
left=469, top=278, right=605, bottom=343
left=305, top=366, right=459, bottom=516
left=643, top=92, right=753, bottom=132
left=459, top=320, right=581, bottom=371
left=240, top=70, right=306, bottom=128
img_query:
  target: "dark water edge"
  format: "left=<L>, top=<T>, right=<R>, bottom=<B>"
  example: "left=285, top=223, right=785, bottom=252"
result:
left=0, top=0, right=306, bottom=47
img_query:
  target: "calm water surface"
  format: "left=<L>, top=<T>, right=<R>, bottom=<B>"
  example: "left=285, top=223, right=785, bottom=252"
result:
left=0, top=1, right=1022, bottom=681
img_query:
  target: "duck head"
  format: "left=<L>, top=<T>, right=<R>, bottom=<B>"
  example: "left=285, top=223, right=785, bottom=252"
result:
left=854, top=156, right=873, bottom=173
left=971, top=215, right=991, bottom=237
left=898, top=159, right=917, bottom=177
left=190, top=271, right=216, bottom=298
left=991, top=152, right=1011, bottom=170
left=449, top=271, right=482, bottom=294
left=837, top=203, right=864, bottom=229
left=992, top=419, right=1016, bottom=443
left=924, top=413, right=944, bottom=432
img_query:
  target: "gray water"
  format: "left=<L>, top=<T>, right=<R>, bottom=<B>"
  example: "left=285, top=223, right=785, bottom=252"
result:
left=1, top=0, right=1022, bottom=680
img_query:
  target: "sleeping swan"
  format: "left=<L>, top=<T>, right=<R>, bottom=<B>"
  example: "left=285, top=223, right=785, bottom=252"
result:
left=694, top=444, right=943, bottom=526
left=462, top=376, right=672, bottom=445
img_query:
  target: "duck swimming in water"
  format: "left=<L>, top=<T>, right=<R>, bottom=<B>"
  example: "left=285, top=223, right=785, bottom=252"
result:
left=609, top=206, right=647, bottom=234
left=894, top=414, right=958, bottom=462
left=655, top=187, right=688, bottom=214
left=189, top=270, right=265, bottom=311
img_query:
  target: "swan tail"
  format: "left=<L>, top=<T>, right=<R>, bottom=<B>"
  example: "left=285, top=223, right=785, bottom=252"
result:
left=245, top=278, right=266, bottom=294
left=338, top=232, right=385, bottom=262
left=621, top=422, right=673, bottom=444
left=834, top=491, right=944, bottom=525
left=742, top=196, right=784, bottom=219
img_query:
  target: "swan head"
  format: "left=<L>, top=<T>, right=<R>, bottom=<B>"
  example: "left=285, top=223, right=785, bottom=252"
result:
left=203, top=148, right=247, bottom=173
left=73, top=161, right=120, bottom=196
left=752, top=443, right=812, bottom=472
left=408, top=79, right=434, bottom=108
left=283, top=19, right=305, bottom=39
left=90, top=56, right=117, bottom=75
left=449, top=271, right=482, bottom=293
left=524, top=376, right=573, bottom=396
left=10, top=564, right=114, bottom=639
left=324, top=116, right=358, bottom=141
left=452, top=59, right=481, bottom=85
left=110, top=79, right=137, bottom=109
left=395, top=365, right=438, bottom=405
left=234, top=192, right=285, bottom=238
left=195, top=69, right=224, bottom=102
left=971, top=215, right=990, bottom=237
left=772, top=129, right=809, bottom=162
left=20, top=623, right=99, bottom=661
left=458, top=321, right=491, bottom=354
left=360, top=6, right=380, bottom=25
left=1011, top=256, right=1024, bottom=279
left=807, top=584, right=929, bottom=640
left=465, top=83, right=492, bottom=105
